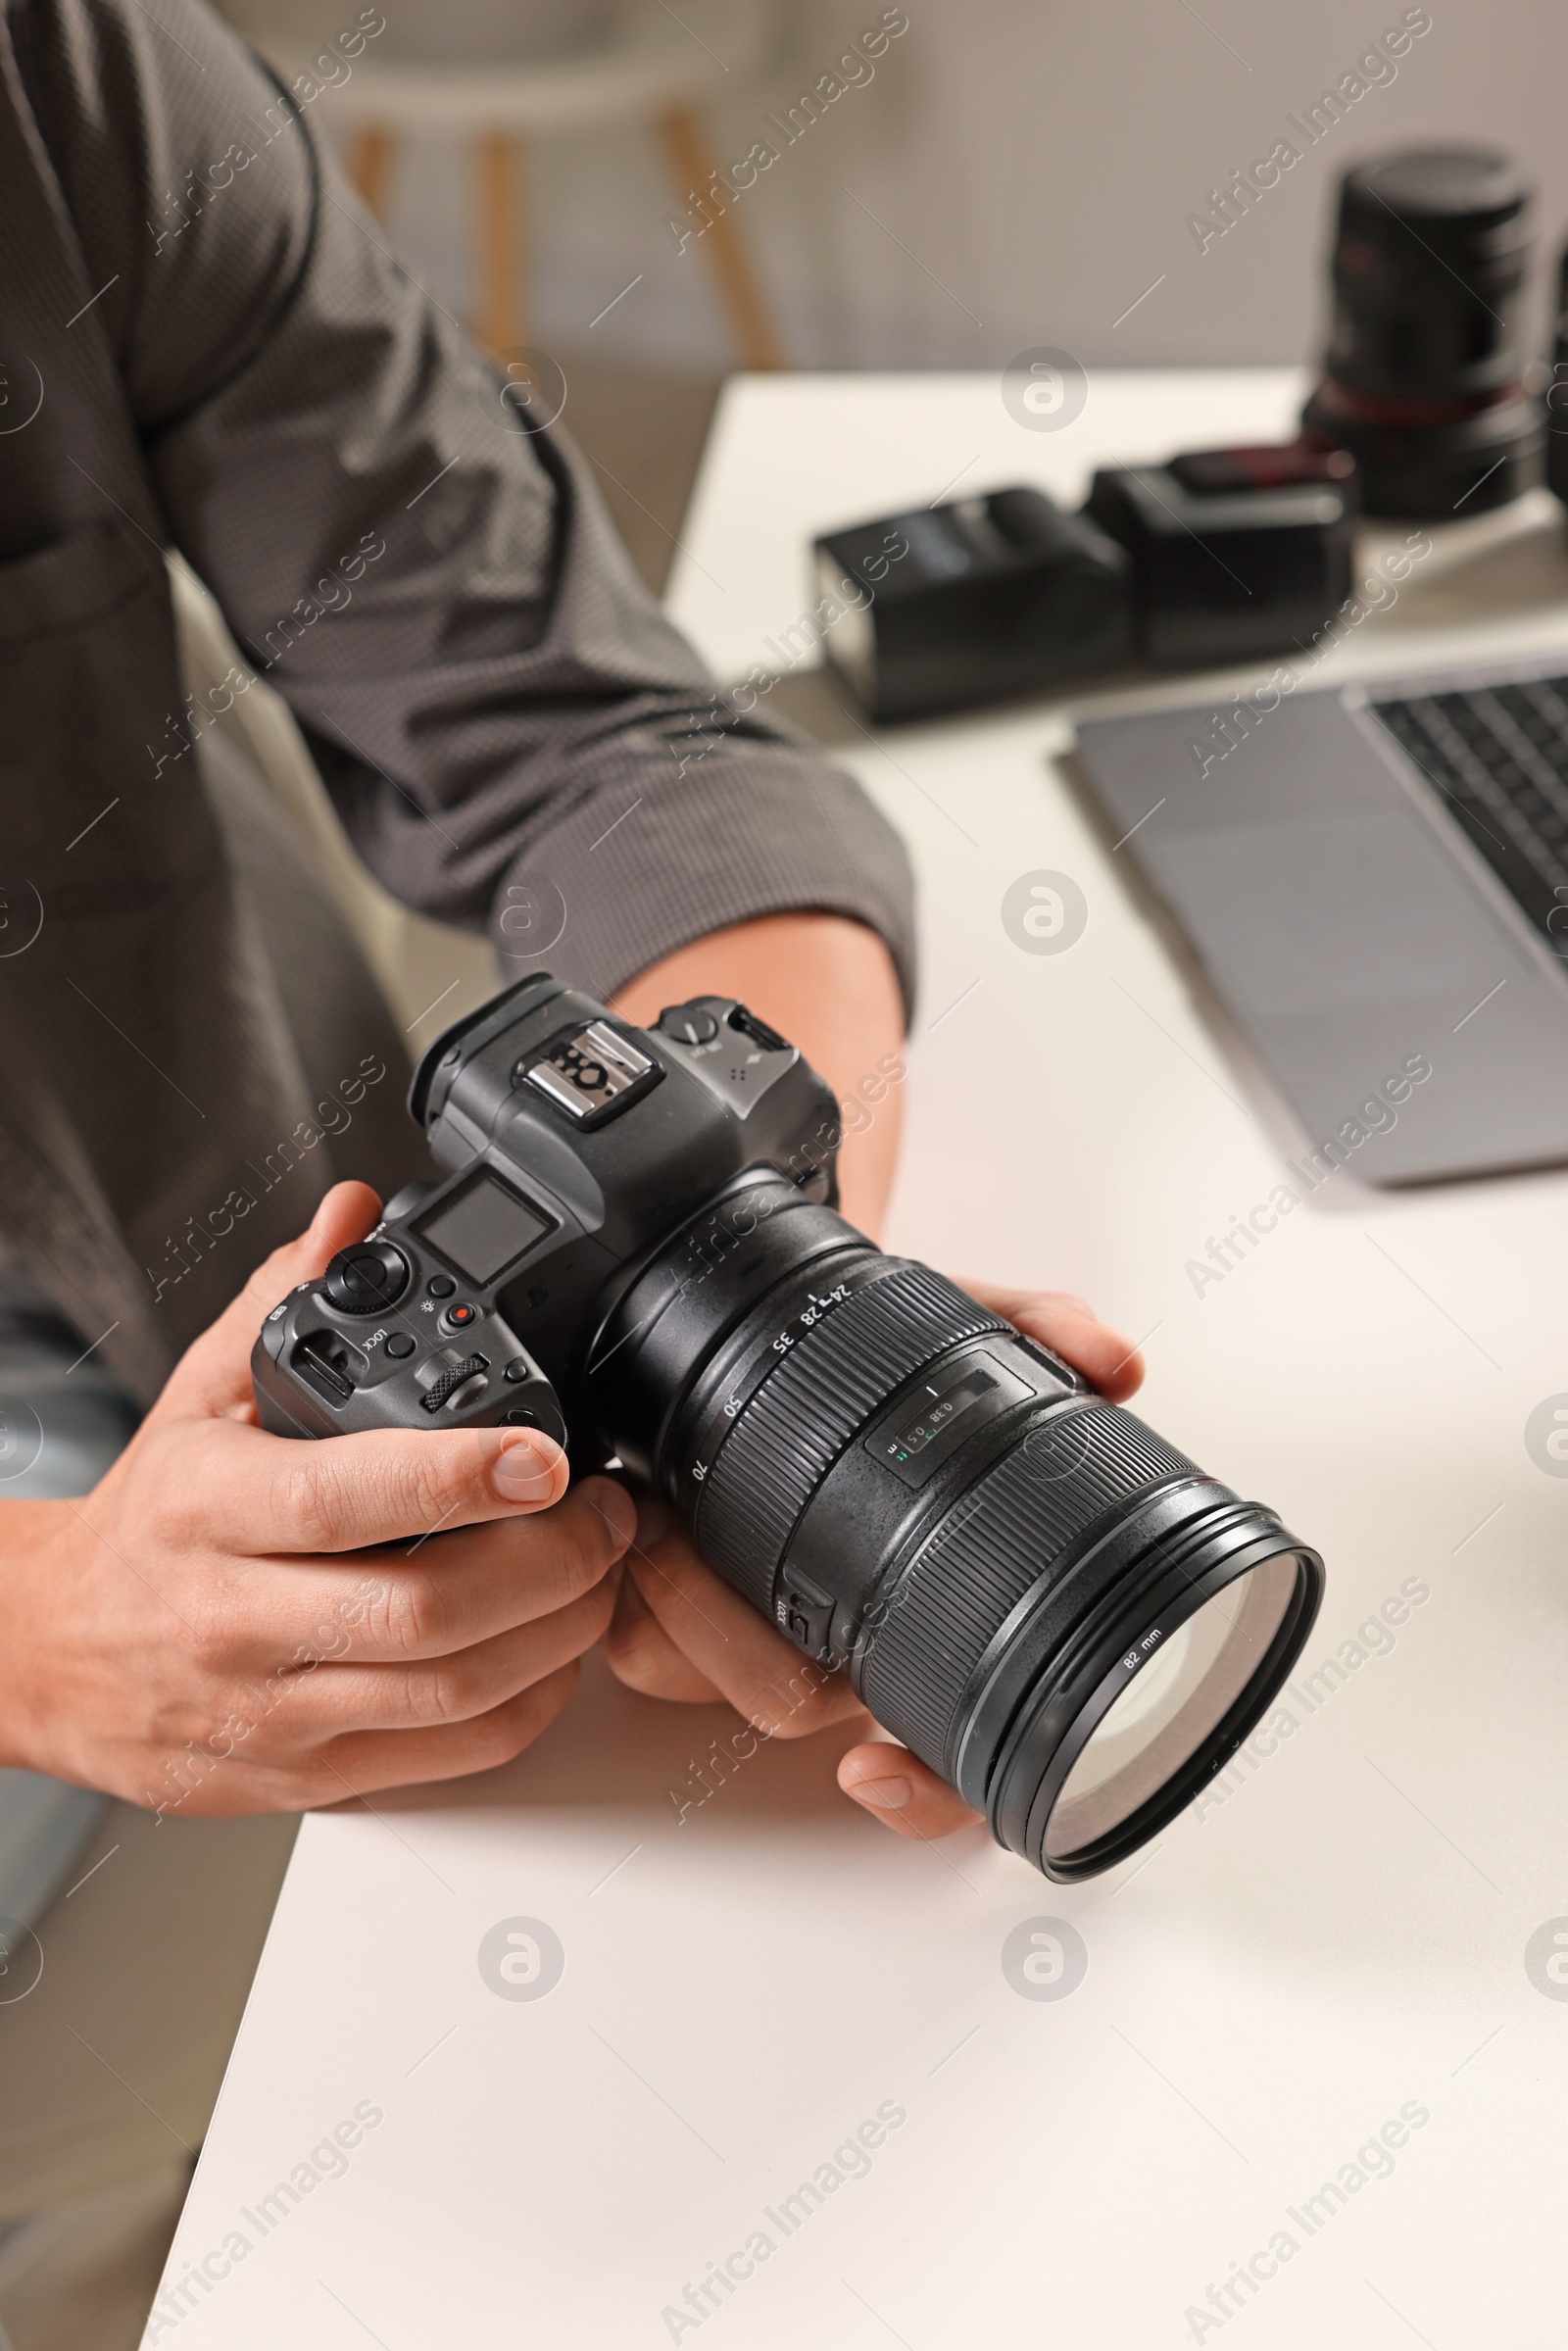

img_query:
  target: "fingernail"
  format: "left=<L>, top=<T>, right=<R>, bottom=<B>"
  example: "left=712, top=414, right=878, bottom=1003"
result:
left=489, top=1432, right=564, bottom=1503
left=850, top=1775, right=911, bottom=1811
left=579, top=1474, right=637, bottom=1549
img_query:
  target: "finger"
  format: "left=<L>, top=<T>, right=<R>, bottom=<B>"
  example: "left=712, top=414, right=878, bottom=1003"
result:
left=603, top=1565, right=728, bottom=1703
left=160, top=1182, right=384, bottom=1422
left=148, top=1411, right=595, bottom=1559
left=174, top=1477, right=635, bottom=1665
left=837, top=1741, right=983, bottom=1840
left=190, top=1661, right=585, bottom=1814
left=959, top=1280, right=1145, bottom=1402
left=313, top=1664, right=583, bottom=1802
left=627, top=1529, right=867, bottom=1739
left=243, top=1578, right=617, bottom=1743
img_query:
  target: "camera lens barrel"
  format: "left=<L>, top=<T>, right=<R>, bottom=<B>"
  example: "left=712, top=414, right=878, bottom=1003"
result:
left=688, top=1258, right=1014, bottom=1615
left=588, top=1186, right=1322, bottom=1881
left=1331, top=147, right=1531, bottom=399
left=1302, top=145, right=1543, bottom=514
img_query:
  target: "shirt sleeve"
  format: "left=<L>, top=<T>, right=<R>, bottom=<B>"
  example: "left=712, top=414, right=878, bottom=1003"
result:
left=14, top=0, right=917, bottom=1010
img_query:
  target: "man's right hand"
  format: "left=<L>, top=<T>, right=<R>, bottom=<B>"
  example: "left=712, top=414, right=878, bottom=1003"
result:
left=0, top=1183, right=634, bottom=1817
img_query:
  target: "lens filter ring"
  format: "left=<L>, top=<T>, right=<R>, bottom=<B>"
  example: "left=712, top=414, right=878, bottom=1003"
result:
left=997, top=1513, right=1323, bottom=1881
left=856, top=1403, right=1204, bottom=1779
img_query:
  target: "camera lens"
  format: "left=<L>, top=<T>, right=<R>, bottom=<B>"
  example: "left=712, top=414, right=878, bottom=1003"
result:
left=1543, top=245, right=1568, bottom=508
left=1301, top=145, right=1543, bottom=514
left=587, top=1180, right=1321, bottom=1881
left=1038, top=1558, right=1298, bottom=1857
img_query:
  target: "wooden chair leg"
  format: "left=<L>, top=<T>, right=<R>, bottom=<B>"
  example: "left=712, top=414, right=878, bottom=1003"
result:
left=347, top=125, right=395, bottom=221
left=659, top=104, right=784, bottom=371
left=475, top=133, right=525, bottom=357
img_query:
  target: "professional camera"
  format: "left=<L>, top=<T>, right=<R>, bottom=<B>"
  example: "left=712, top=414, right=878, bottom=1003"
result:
left=253, top=974, right=1324, bottom=1881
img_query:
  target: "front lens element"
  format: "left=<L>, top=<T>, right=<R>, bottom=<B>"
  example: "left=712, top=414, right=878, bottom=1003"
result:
left=1043, top=1550, right=1301, bottom=1862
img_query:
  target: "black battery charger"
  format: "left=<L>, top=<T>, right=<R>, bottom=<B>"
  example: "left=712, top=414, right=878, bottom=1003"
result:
left=813, top=444, right=1356, bottom=724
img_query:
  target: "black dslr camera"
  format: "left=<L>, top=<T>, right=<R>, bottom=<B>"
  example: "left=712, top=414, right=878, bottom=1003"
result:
left=254, top=974, right=1322, bottom=1881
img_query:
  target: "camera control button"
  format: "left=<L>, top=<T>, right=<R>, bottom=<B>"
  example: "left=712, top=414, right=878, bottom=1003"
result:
left=657, top=1003, right=719, bottom=1046
left=726, top=1003, right=788, bottom=1053
left=780, top=1574, right=836, bottom=1661
left=441, top=1302, right=481, bottom=1335
left=324, top=1241, right=410, bottom=1314
left=417, top=1351, right=489, bottom=1412
left=384, top=1333, right=416, bottom=1359
left=503, top=1358, right=531, bottom=1383
left=426, top=1275, right=457, bottom=1298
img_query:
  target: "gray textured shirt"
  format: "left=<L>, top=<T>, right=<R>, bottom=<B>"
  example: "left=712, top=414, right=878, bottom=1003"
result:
left=0, top=0, right=914, bottom=1397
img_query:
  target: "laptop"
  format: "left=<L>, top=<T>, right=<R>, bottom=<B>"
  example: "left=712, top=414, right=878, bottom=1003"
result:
left=1071, top=660, right=1568, bottom=1184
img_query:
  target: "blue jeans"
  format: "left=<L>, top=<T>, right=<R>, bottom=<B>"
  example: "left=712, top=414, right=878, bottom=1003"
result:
left=0, top=1260, right=140, bottom=1926
left=0, top=1262, right=296, bottom=2351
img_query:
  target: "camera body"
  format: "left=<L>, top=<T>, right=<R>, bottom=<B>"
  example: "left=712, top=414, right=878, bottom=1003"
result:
left=252, top=973, right=848, bottom=1456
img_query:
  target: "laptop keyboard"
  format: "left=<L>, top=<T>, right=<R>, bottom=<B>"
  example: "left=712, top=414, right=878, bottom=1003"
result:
left=1368, top=677, right=1568, bottom=945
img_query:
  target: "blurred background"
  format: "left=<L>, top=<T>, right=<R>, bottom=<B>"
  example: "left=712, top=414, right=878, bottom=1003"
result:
left=218, top=0, right=1568, bottom=587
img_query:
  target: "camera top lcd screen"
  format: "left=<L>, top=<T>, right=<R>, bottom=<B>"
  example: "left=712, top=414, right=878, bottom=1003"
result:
left=417, top=1176, right=552, bottom=1286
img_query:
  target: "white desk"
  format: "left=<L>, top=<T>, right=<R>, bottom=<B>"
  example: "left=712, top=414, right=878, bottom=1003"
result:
left=154, top=373, right=1568, bottom=2350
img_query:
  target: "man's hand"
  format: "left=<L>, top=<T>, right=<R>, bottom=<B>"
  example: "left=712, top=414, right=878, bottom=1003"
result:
left=0, top=1183, right=634, bottom=1816
left=603, top=1282, right=1145, bottom=1843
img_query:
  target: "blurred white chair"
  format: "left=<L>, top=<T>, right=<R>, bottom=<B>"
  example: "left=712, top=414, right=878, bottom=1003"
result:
left=230, top=0, right=785, bottom=364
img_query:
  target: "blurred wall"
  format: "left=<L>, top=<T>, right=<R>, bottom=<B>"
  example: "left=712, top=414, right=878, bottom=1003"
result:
left=362, top=0, right=1568, bottom=375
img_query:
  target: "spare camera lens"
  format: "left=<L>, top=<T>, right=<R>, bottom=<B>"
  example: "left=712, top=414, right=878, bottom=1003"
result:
left=1301, top=144, right=1543, bottom=514
left=1542, top=244, right=1568, bottom=512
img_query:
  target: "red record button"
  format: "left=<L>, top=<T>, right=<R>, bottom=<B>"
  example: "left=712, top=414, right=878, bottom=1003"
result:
left=442, top=1301, right=480, bottom=1333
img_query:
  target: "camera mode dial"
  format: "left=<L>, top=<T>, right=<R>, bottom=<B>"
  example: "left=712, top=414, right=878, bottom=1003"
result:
left=656, top=1002, right=719, bottom=1046
left=323, top=1240, right=411, bottom=1315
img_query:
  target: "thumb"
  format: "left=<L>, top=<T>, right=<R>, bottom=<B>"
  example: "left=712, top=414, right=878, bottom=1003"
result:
left=153, top=1181, right=383, bottom=1424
